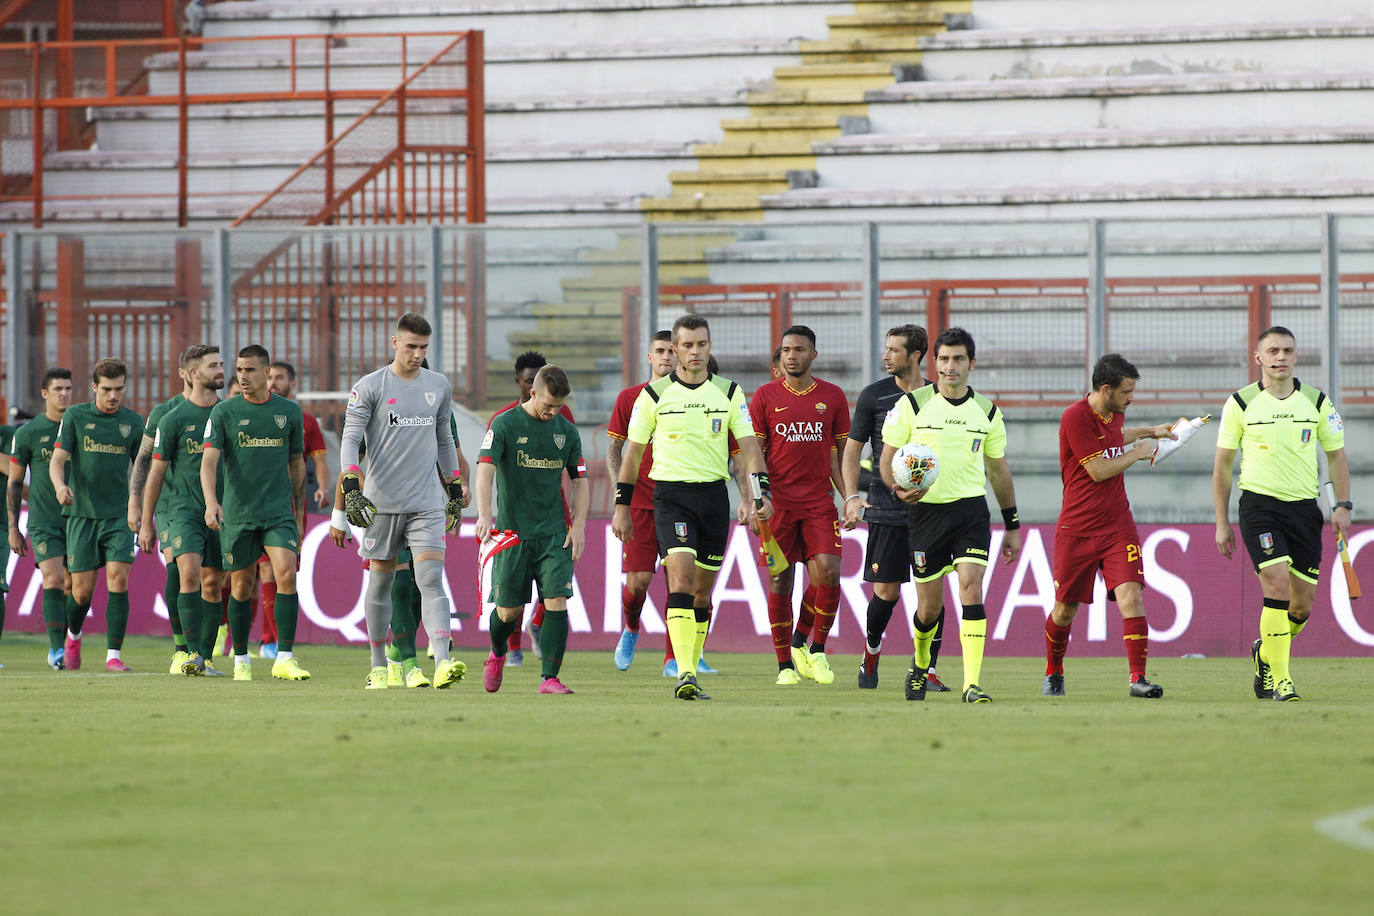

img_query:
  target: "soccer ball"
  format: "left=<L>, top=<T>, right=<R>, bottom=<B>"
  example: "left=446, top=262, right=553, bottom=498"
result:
left=891, top=443, right=939, bottom=491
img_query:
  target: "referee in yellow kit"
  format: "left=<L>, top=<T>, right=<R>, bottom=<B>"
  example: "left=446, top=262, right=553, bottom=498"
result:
left=612, top=314, right=773, bottom=700
left=1213, top=325, right=1350, bottom=702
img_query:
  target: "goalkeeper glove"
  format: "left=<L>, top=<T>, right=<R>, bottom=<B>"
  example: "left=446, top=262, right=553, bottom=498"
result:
left=445, top=477, right=466, bottom=533
left=341, top=473, right=377, bottom=527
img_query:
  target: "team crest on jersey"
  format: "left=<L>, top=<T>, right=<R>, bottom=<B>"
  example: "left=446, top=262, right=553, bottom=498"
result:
left=1259, top=532, right=1274, bottom=551
left=1301, top=429, right=1312, bottom=444
left=674, top=522, right=688, bottom=542
left=35, top=541, right=47, bottom=557
left=174, top=537, right=183, bottom=549
left=553, top=434, right=566, bottom=449
left=971, top=438, right=982, bottom=453
left=711, top=419, right=722, bottom=433
left=365, top=537, right=377, bottom=550
left=425, top=392, right=436, bottom=406
left=816, top=402, right=827, bottom=413
left=274, top=415, right=287, bottom=429
left=224, top=552, right=234, bottom=565
left=119, top=424, right=132, bottom=438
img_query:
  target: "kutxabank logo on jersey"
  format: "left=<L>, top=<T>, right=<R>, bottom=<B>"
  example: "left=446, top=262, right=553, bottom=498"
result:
left=387, top=411, right=435, bottom=428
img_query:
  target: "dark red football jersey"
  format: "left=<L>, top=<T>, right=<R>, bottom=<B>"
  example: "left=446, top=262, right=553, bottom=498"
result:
left=303, top=411, right=326, bottom=457
left=608, top=382, right=657, bottom=511
left=750, top=377, right=850, bottom=511
left=1058, top=397, right=1133, bottom=536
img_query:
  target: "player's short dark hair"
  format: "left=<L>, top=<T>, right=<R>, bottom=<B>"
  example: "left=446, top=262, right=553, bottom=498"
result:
left=536, top=365, right=571, bottom=398
left=396, top=312, right=431, bottom=337
left=270, top=360, right=296, bottom=381
left=238, top=344, right=270, bottom=365
left=771, top=346, right=782, bottom=368
left=781, top=325, right=816, bottom=348
left=652, top=330, right=672, bottom=344
left=672, top=314, right=710, bottom=343
left=708, top=355, right=720, bottom=376
left=40, top=367, right=72, bottom=390
left=1091, top=353, right=1140, bottom=391
left=92, top=358, right=127, bottom=384
left=180, top=344, right=219, bottom=370
left=886, top=324, right=928, bottom=360
left=514, top=350, right=546, bottom=374
left=1257, top=325, right=1296, bottom=346
left=933, top=327, right=976, bottom=361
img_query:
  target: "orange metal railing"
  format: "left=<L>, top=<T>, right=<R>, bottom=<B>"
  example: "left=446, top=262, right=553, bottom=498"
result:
left=0, top=30, right=484, bottom=227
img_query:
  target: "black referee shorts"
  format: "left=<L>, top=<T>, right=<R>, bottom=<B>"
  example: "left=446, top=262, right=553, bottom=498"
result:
left=653, top=480, right=730, bottom=571
left=907, top=496, right=991, bottom=583
left=1239, top=490, right=1323, bottom=584
left=864, top=522, right=912, bottom=583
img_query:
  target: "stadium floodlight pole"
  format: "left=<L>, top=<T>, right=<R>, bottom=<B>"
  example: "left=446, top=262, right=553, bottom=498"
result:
left=213, top=227, right=232, bottom=362
left=4, top=230, right=24, bottom=413
left=426, top=224, right=445, bottom=375
left=1085, top=218, right=1107, bottom=393
left=1320, top=213, right=1340, bottom=398
left=639, top=222, right=658, bottom=362
left=861, top=221, right=880, bottom=384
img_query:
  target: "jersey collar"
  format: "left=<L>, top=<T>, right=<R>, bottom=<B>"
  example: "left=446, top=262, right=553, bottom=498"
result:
left=670, top=370, right=711, bottom=390
left=781, top=378, right=817, bottom=398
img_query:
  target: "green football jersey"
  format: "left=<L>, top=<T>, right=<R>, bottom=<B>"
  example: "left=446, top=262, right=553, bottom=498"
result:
left=146, top=393, right=186, bottom=516
left=8, top=414, right=65, bottom=527
left=56, top=402, right=142, bottom=519
left=479, top=405, right=585, bottom=539
left=0, top=424, right=13, bottom=530
left=153, top=399, right=221, bottom=518
left=204, top=394, right=303, bottom=525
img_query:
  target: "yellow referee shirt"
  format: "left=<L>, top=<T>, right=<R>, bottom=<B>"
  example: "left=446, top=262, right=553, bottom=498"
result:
left=1217, top=379, right=1344, bottom=502
left=627, top=372, right=754, bottom=483
left=881, top=384, right=1007, bottom=504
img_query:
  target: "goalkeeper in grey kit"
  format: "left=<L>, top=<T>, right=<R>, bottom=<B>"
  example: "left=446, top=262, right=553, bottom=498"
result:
left=338, top=313, right=472, bottom=690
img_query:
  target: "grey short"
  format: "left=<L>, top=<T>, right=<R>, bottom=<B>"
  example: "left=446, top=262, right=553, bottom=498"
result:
left=357, top=507, right=446, bottom=561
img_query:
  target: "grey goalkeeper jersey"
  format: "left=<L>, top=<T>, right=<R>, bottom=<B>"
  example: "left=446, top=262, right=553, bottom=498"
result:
left=339, top=366, right=461, bottom=514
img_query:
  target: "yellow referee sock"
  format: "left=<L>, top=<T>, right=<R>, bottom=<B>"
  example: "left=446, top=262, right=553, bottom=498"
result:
left=1289, top=612, right=1307, bottom=638
left=665, top=592, right=698, bottom=678
left=913, top=619, right=937, bottom=669
left=1260, top=599, right=1292, bottom=685
left=959, top=606, right=988, bottom=690
left=692, top=606, right=710, bottom=669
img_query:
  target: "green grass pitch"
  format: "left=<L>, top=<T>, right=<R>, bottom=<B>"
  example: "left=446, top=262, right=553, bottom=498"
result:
left=2, top=634, right=1372, bottom=914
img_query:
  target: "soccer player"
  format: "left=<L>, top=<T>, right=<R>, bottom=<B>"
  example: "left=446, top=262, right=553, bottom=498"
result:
left=842, top=325, right=951, bottom=692
left=254, top=360, right=331, bottom=659
left=49, top=358, right=143, bottom=672
left=490, top=350, right=577, bottom=665
left=1045, top=354, right=1175, bottom=699
left=201, top=344, right=309, bottom=682
left=127, top=359, right=195, bottom=673
left=1213, top=326, right=1349, bottom=702
left=613, top=314, right=773, bottom=701
left=137, top=346, right=228, bottom=676
left=879, top=327, right=1021, bottom=704
left=0, top=418, right=13, bottom=665
left=476, top=365, right=588, bottom=694
left=606, top=330, right=676, bottom=670
left=750, top=325, right=849, bottom=686
left=338, top=313, right=469, bottom=690
left=7, top=368, right=76, bottom=669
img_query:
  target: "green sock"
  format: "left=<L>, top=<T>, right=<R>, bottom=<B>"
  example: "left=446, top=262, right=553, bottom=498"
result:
left=1260, top=603, right=1292, bottom=685
left=0, top=589, right=6, bottom=640
left=200, top=598, right=220, bottom=659
left=227, top=597, right=252, bottom=656
left=105, top=591, right=130, bottom=650
left=390, top=568, right=419, bottom=660
left=1289, top=613, right=1307, bottom=638
left=275, top=592, right=299, bottom=652
left=402, top=656, right=419, bottom=674
left=913, top=619, right=937, bottom=670
left=539, top=609, right=569, bottom=679
left=42, top=588, right=66, bottom=650
left=489, top=608, right=514, bottom=656
left=165, top=564, right=186, bottom=649
left=67, top=598, right=89, bottom=635
left=176, top=592, right=202, bottom=656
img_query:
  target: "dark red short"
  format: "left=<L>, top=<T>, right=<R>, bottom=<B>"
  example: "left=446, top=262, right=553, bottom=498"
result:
left=1052, top=526, right=1144, bottom=605
left=765, top=504, right=842, bottom=566
left=621, top=507, right=660, bottom=574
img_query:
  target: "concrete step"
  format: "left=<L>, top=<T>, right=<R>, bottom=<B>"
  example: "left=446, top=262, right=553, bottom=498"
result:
left=916, top=21, right=1374, bottom=82
left=967, top=0, right=1374, bottom=31
left=863, top=71, right=1374, bottom=135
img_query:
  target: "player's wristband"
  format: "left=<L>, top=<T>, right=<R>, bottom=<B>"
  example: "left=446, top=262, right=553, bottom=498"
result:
left=751, top=472, right=771, bottom=497
left=341, top=473, right=361, bottom=493
left=843, top=494, right=862, bottom=503
left=1336, top=500, right=1354, bottom=511
left=1001, top=506, right=1020, bottom=530
left=331, top=509, right=349, bottom=530
left=615, top=482, right=635, bottom=506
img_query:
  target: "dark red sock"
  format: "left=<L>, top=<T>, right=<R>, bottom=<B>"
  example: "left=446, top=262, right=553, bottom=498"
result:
left=532, top=601, right=547, bottom=627
left=794, top=584, right=817, bottom=642
left=621, top=587, right=646, bottom=632
left=260, top=581, right=278, bottom=643
left=1045, top=618, right=1071, bottom=676
left=508, top=621, right=522, bottom=651
left=220, top=591, right=229, bottom=626
left=664, top=639, right=675, bottom=663
left=1123, top=615, right=1148, bottom=681
left=767, top=591, right=793, bottom=666
left=810, top=583, right=841, bottom=651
